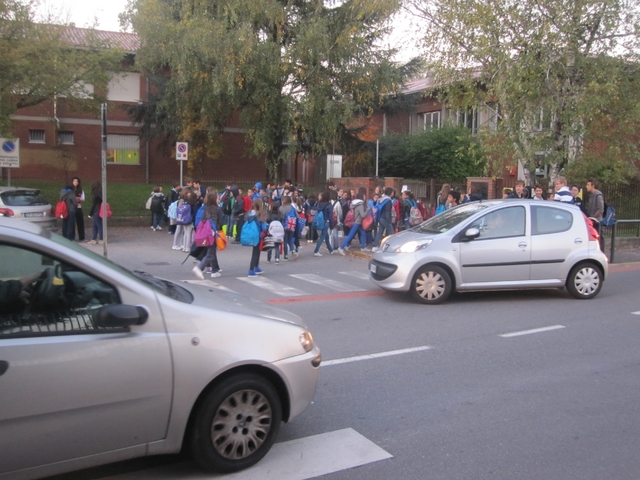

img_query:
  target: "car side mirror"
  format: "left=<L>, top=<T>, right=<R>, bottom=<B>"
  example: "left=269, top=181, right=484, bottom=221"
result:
left=93, top=304, right=148, bottom=328
left=464, top=227, right=481, bottom=240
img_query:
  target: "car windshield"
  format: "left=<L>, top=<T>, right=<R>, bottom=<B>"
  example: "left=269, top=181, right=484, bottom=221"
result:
left=1, top=190, right=48, bottom=206
left=414, top=202, right=489, bottom=234
left=50, top=234, right=194, bottom=303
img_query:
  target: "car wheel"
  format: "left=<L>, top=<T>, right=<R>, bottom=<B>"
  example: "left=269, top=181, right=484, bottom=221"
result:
left=190, top=373, right=282, bottom=473
left=411, top=265, right=452, bottom=304
left=566, top=263, right=603, bottom=299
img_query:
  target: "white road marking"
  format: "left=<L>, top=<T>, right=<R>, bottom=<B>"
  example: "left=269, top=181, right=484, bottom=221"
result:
left=340, top=271, right=371, bottom=281
left=500, top=325, right=566, bottom=338
left=182, top=279, right=236, bottom=292
left=290, top=273, right=366, bottom=292
left=238, top=277, right=306, bottom=296
left=104, top=428, right=392, bottom=480
left=632, top=311, right=640, bottom=315
left=322, top=346, right=432, bottom=367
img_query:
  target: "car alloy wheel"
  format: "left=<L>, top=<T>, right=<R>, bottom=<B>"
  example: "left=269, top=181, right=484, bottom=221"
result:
left=567, top=263, right=603, bottom=299
left=190, top=374, right=282, bottom=473
left=411, top=265, right=452, bottom=304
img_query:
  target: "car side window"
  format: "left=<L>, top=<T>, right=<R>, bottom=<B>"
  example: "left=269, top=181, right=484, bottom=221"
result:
left=472, top=206, right=526, bottom=240
left=531, top=205, right=573, bottom=235
left=0, top=244, right=121, bottom=338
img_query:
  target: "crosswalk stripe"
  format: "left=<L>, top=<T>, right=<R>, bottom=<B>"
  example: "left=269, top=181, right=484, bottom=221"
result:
left=290, top=273, right=366, bottom=292
left=182, top=279, right=236, bottom=292
left=238, top=276, right=307, bottom=296
left=339, top=271, right=370, bottom=281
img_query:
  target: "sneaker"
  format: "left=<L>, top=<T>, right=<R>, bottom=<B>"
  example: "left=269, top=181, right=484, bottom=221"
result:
left=275, top=259, right=280, bottom=265
left=283, top=256, right=288, bottom=261
left=204, top=267, right=212, bottom=273
left=254, top=267, right=263, bottom=275
left=363, top=247, right=372, bottom=252
left=372, top=247, right=380, bottom=253
left=313, top=252, right=322, bottom=257
left=266, top=259, right=271, bottom=263
left=248, top=270, right=257, bottom=277
left=97, top=240, right=104, bottom=244
left=192, top=266, right=204, bottom=280
left=156, top=226, right=162, bottom=231
left=151, top=226, right=156, bottom=231
left=87, top=240, right=97, bottom=245
left=210, top=272, right=221, bottom=278
left=292, top=251, right=299, bottom=259
left=330, top=250, right=338, bottom=255
left=172, top=246, right=182, bottom=250
left=338, top=248, right=346, bottom=256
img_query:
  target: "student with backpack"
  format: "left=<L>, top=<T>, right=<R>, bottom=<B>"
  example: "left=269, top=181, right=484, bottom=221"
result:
left=266, top=204, right=284, bottom=265
left=172, top=190, right=196, bottom=252
left=303, top=193, right=319, bottom=243
left=166, top=182, right=181, bottom=235
left=192, top=193, right=225, bottom=279
left=149, top=185, right=166, bottom=231
left=337, top=193, right=368, bottom=255
left=58, top=183, right=77, bottom=241
left=313, top=191, right=337, bottom=257
left=279, top=195, right=298, bottom=260
left=329, top=190, right=343, bottom=250
left=241, top=198, right=269, bottom=277
left=373, top=187, right=394, bottom=252
left=586, top=178, right=607, bottom=252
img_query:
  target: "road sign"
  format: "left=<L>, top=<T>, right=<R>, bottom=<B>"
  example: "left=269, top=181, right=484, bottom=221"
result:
left=0, top=138, right=20, bottom=168
left=176, top=142, right=188, bottom=160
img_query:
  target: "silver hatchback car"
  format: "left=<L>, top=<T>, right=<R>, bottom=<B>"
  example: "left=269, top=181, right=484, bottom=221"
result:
left=0, top=186, right=56, bottom=229
left=0, top=219, right=321, bottom=479
left=369, top=200, right=608, bottom=304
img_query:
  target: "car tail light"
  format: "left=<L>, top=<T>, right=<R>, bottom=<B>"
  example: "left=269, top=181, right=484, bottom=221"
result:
left=583, top=213, right=600, bottom=245
left=0, top=208, right=15, bottom=217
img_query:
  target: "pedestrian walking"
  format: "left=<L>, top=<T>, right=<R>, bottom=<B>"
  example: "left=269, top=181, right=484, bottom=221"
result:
left=313, top=191, right=337, bottom=256
left=192, top=193, right=224, bottom=279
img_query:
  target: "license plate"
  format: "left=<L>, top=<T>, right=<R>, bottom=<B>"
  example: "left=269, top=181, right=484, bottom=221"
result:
left=369, top=264, right=377, bottom=274
left=24, top=212, right=44, bottom=218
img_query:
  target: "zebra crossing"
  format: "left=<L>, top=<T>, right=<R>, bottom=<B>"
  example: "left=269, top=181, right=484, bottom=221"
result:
left=185, top=271, right=375, bottom=298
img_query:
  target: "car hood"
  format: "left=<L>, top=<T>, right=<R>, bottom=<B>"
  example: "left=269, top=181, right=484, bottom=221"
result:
left=381, top=229, right=440, bottom=251
left=180, top=279, right=308, bottom=328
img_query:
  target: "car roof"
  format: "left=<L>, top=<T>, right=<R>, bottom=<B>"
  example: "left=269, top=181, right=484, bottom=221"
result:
left=0, top=186, right=42, bottom=193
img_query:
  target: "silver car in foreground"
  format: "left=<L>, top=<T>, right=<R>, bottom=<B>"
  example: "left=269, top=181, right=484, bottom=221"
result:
left=0, top=187, right=56, bottom=229
left=369, top=200, right=608, bottom=304
left=0, top=219, right=321, bottom=480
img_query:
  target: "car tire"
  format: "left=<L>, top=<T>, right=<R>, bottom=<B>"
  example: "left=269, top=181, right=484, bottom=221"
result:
left=566, top=263, right=603, bottom=299
left=411, top=265, right=452, bottom=304
left=190, top=373, right=282, bottom=473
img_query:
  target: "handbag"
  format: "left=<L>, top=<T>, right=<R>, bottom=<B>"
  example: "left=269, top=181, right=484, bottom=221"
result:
left=216, top=230, right=227, bottom=251
left=361, top=213, right=374, bottom=231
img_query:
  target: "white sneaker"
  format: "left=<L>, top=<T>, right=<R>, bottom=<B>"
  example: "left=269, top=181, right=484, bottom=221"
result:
left=192, top=266, right=204, bottom=280
left=172, top=246, right=182, bottom=250
left=338, top=248, right=346, bottom=256
left=372, top=247, right=380, bottom=253
left=151, top=226, right=156, bottom=231
left=330, top=250, right=338, bottom=255
left=210, top=272, right=221, bottom=278
left=313, top=252, right=322, bottom=257
left=156, top=226, right=162, bottom=231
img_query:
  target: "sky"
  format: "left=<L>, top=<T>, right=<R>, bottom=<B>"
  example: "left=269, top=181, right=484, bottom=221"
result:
left=37, top=0, right=130, bottom=32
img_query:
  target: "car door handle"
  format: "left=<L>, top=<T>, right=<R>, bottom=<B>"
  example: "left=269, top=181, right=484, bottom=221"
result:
left=518, top=242, right=528, bottom=248
left=575, top=238, right=583, bottom=244
left=0, top=361, right=8, bottom=376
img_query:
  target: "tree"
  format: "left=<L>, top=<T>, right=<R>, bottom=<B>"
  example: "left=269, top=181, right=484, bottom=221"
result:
left=125, top=0, right=419, bottom=177
left=379, top=125, right=486, bottom=178
left=407, top=0, right=640, bottom=182
left=0, top=0, right=122, bottom=137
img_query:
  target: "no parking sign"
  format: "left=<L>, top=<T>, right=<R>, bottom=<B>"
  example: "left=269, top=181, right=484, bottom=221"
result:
left=176, top=142, right=188, bottom=160
left=0, top=138, right=19, bottom=168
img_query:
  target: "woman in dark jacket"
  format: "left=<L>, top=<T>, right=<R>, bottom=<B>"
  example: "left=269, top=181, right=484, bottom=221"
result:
left=313, top=191, right=336, bottom=256
left=87, top=182, right=103, bottom=244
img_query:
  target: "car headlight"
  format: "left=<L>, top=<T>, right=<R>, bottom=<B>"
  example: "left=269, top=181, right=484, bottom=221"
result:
left=394, top=239, right=433, bottom=253
left=300, top=331, right=315, bottom=353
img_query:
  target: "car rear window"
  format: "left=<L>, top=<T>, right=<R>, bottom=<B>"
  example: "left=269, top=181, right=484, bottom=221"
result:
left=0, top=191, right=49, bottom=206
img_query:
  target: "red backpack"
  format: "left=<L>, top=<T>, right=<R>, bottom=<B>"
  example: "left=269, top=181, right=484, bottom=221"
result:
left=243, top=195, right=252, bottom=213
left=55, top=200, right=68, bottom=219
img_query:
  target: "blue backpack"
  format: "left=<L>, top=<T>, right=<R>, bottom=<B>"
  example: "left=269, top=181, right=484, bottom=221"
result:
left=602, top=204, right=616, bottom=227
left=312, top=209, right=325, bottom=230
left=167, top=200, right=178, bottom=219
left=240, top=218, right=260, bottom=246
left=175, top=203, right=192, bottom=225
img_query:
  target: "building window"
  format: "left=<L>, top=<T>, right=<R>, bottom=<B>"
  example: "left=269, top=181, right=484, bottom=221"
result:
left=58, top=131, right=74, bottom=145
left=107, top=72, right=141, bottom=102
left=28, top=129, right=45, bottom=144
left=448, top=108, right=478, bottom=135
left=107, top=135, right=139, bottom=165
left=421, top=111, right=441, bottom=131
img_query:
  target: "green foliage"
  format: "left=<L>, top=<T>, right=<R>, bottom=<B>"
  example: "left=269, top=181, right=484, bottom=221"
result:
left=379, top=125, right=486, bottom=178
left=408, top=0, right=640, bottom=182
left=0, top=0, right=123, bottom=137
left=126, top=0, right=418, bottom=177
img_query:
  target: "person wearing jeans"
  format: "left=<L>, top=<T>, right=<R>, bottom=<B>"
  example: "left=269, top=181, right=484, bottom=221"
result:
left=313, top=191, right=336, bottom=256
left=87, top=181, right=103, bottom=244
left=338, top=194, right=368, bottom=254
left=373, top=187, right=395, bottom=251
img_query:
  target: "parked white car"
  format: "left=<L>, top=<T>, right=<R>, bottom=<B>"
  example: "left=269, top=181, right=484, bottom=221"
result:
left=370, top=200, right=608, bottom=304
left=0, top=218, right=321, bottom=479
left=0, top=187, right=56, bottom=229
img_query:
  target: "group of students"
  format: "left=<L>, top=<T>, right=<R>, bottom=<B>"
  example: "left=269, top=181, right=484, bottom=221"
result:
left=57, top=177, right=106, bottom=244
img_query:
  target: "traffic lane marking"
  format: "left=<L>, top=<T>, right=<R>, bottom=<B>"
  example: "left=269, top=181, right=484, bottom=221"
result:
left=499, top=325, right=566, bottom=338
left=238, top=277, right=306, bottom=297
left=322, top=346, right=432, bottom=367
left=266, top=290, right=386, bottom=304
left=290, top=273, right=366, bottom=292
left=632, top=311, right=640, bottom=315
left=339, top=271, right=371, bottom=280
left=103, top=428, right=392, bottom=480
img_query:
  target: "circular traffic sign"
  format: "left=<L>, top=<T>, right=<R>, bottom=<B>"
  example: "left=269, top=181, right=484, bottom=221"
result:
left=178, top=143, right=187, bottom=153
left=2, top=141, right=16, bottom=153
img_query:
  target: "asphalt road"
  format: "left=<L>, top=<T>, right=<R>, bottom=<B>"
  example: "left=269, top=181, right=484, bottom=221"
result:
left=47, top=227, right=640, bottom=480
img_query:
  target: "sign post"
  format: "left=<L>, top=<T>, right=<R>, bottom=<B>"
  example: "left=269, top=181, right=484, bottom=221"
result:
left=101, top=104, right=108, bottom=258
left=176, top=142, right=188, bottom=185
left=0, top=138, right=20, bottom=186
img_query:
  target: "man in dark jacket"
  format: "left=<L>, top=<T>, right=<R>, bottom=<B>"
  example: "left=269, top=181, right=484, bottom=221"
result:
left=373, top=187, right=394, bottom=251
left=59, top=184, right=77, bottom=240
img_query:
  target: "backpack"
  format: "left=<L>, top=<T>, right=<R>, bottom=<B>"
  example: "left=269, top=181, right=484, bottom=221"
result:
left=312, top=209, right=325, bottom=230
left=175, top=203, right=192, bottom=225
left=331, top=200, right=339, bottom=225
left=240, top=218, right=260, bottom=246
left=435, top=204, right=446, bottom=215
left=344, top=209, right=355, bottom=228
left=145, top=196, right=153, bottom=210
left=268, top=220, right=285, bottom=242
left=243, top=196, right=252, bottom=213
left=55, top=200, right=68, bottom=219
left=409, top=204, right=424, bottom=226
left=417, top=201, right=428, bottom=220
left=194, top=218, right=216, bottom=247
left=391, top=199, right=398, bottom=224
left=151, top=195, right=164, bottom=213
left=167, top=200, right=178, bottom=219
left=602, top=203, right=616, bottom=227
